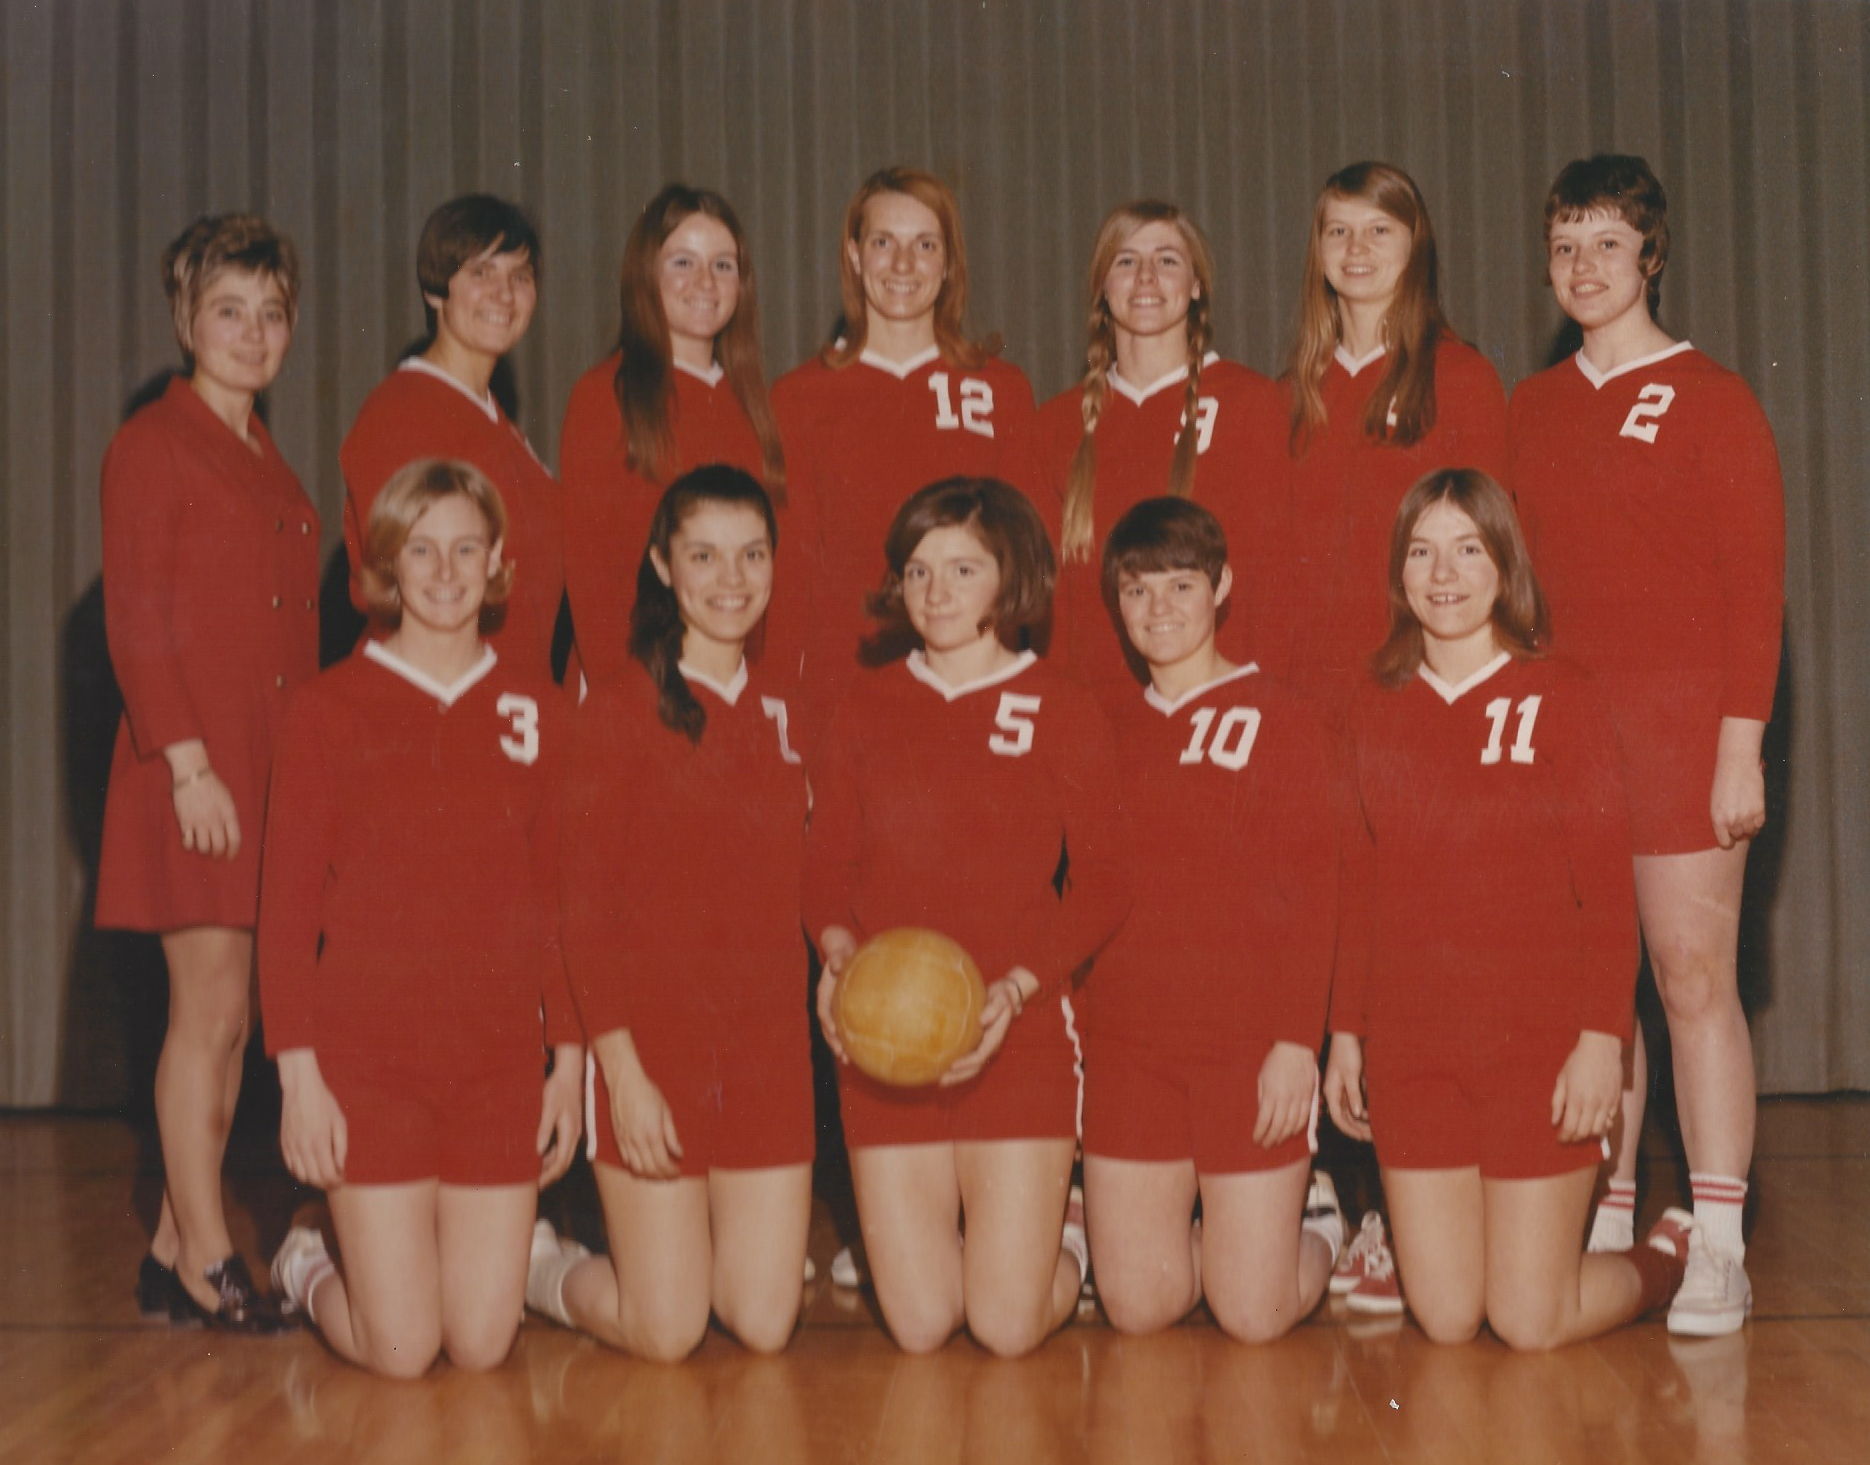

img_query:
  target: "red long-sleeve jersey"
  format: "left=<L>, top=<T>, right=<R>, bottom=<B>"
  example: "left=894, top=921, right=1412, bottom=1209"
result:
left=1089, top=665, right=1337, bottom=1061
left=774, top=349, right=1035, bottom=708
left=803, top=652, right=1127, bottom=1014
left=1024, top=357, right=1290, bottom=708
left=560, top=662, right=808, bottom=1039
left=1333, top=654, right=1636, bottom=1051
left=258, top=643, right=579, bottom=1067
left=1283, top=338, right=1507, bottom=709
left=341, top=361, right=567, bottom=684
left=1509, top=344, right=1784, bottom=722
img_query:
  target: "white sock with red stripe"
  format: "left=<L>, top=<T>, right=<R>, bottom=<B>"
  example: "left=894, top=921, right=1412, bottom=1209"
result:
left=1587, top=1179, right=1637, bottom=1252
left=1689, top=1173, right=1748, bottom=1256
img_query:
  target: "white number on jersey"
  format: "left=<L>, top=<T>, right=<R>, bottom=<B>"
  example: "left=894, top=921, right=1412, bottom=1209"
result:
left=928, top=372, right=997, bottom=438
left=1181, top=396, right=1218, bottom=455
left=1480, top=695, right=1541, bottom=766
left=1618, top=384, right=1677, bottom=444
left=988, top=692, right=1043, bottom=757
left=760, top=695, right=804, bottom=765
left=1177, top=704, right=1262, bottom=771
left=497, top=693, right=540, bottom=765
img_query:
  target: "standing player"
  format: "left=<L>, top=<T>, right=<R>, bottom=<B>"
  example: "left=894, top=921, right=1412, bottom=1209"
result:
left=1322, top=468, right=1693, bottom=1350
left=98, top=214, right=313, bottom=1330
left=341, top=195, right=566, bottom=685
left=1282, top=162, right=1507, bottom=717
left=775, top=166, right=1035, bottom=717
left=1510, top=155, right=1784, bottom=1336
left=560, top=185, right=789, bottom=689
left=528, top=466, right=812, bottom=1359
left=1082, top=498, right=1342, bottom=1341
left=808, top=478, right=1127, bottom=1356
left=263, top=460, right=584, bottom=1378
left=1024, top=202, right=1287, bottom=710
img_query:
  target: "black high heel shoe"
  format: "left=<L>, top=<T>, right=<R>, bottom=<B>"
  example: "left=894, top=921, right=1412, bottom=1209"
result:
left=169, top=1255, right=296, bottom=1333
left=136, top=1255, right=178, bottom=1318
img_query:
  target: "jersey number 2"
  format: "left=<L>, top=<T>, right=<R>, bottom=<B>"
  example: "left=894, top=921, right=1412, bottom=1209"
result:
left=1178, top=705, right=1261, bottom=770
left=1480, top=695, right=1541, bottom=765
left=1619, top=384, right=1676, bottom=443
left=929, top=373, right=996, bottom=438
left=497, top=693, right=540, bottom=765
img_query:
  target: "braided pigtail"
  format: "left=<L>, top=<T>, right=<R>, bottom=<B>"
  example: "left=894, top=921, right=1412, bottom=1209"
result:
left=1060, top=305, right=1116, bottom=566
left=1168, top=292, right=1214, bottom=499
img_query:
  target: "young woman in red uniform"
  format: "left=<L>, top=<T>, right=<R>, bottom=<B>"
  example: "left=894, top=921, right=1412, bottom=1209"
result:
left=1283, top=162, right=1507, bottom=715
left=1510, top=156, right=1785, bottom=1336
left=528, top=465, right=812, bottom=1359
left=1082, top=498, right=1343, bottom=1341
left=559, top=185, right=788, bottom=688
left=341, top=195, right=566, bottom=685
left=97, top=214, right=313, bottom=1330
left=1024, top=202, right=1287, bottom=710
left=1322, top=468, right=1693, bottom=1350
left=262, top=460, right=584, bottom=1378
left=807, top=477, right=1127, bottom=1356
left=774, top=167, right=1035, bottom=715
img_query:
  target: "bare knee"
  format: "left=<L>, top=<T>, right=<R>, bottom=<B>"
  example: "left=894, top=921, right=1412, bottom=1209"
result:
left=442, top=1318, right=520, bottom=1373
left=1097, top=1273, right=1189, bottom=1336
left=1412, top=1298, right=1484, bottom=1346
left=625, top=1297, right=709, bottom=1363
left=352, top=1310, right=443, bottom=1381
left=716, top=1290, right=800, bottom=1355
left=879, top=1289, right=963, bottom=1355
left=1488, top=1304, right=1567, bottom=1353
left=965, top=1297, right=1052, bottom=1359
left=1209, top=1292, right=1301, bottom=1346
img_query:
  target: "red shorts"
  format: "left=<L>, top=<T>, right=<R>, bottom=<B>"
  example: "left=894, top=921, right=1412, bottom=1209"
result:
left=1603, top=668, right=1722, bottom=855
left=838, top=994, right=1082, bottom=1147
left=322, top=1055, right=541, bottom=1187
left=1081, top=1037, right=1316, bottom=1174
left=1365, top=1027, right=1604, bottom=1180
left=587, top=1019, right=814, bottom=1177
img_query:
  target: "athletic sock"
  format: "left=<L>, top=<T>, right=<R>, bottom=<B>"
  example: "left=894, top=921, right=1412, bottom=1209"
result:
left=1689, top=1173, right=1748, bottom=1256
left=1631, top=1209, right=1693, bottom=1313
left=1588, top=1179, right=1638, bottom=1251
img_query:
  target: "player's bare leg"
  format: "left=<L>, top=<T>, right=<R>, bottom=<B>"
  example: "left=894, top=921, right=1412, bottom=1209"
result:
left=708, top=1164, right=813, bottom=1352
left=317, top=1181, right=445, bottom=1378
left=1382, top=1167, right=1486, bottom=1343
left=850, top=1142, right=965, bottom=1353
left=1200, top=1159, right=1330, bottom=1343
left=954, top=1137, right=1079, bottom=1357
left=565, top=1165, right=713, bottom=1360
left=434, top=1183, right=533, bottom=1369
left=1082, top=1154, right=1201, bottom=1333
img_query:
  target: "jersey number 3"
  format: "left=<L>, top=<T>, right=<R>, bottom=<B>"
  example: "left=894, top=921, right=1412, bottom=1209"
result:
left=1619, top=384, right=1676, bottom=444
left=1480, top=695, right=1540, bottom=765
left=989, top=692, right=1043, bottom=757
left=498, top=693, right=540, bottom=765
left=929, top=373, right=996, bottom=438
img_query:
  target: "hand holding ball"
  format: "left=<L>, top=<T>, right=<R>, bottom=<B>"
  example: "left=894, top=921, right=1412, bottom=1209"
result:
left=831, top=928, right=988, bottom=1087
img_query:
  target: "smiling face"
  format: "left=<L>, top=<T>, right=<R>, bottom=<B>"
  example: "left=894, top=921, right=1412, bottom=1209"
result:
left=901, top=521, right=1003, bottom=657
left=394, top=492, right=503, bottom=638
left=186, top=268, right=293, bottom=408
left=651, top=499, right=774, bottom=660
left=847, top=190, right=947, bottom=329
left=1546, top=210, right=1654, bottom=336
left=658, top=211, right=742, bottom=364
left=428, top=245, right=537, bottom=363
left=1101, top=219, right=1201, bottom=345
left=1116, top=564, right=1232, bottom=673
left=1319, top=195, right=1412, bottom=315
left=1402, top=498, right=1501, bottom=658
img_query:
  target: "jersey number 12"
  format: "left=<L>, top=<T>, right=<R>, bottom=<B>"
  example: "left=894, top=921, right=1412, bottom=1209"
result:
left=929, top=373, right=996, bottom=438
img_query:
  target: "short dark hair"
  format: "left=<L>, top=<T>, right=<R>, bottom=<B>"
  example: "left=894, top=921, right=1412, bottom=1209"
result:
left=1544, top=154, right=1670, bottom=316
left=1101, top=497, right=1229, bottom=608
left=416, top=194, right=542, bottom=332
left=868, top=478, right=1055, bottom=653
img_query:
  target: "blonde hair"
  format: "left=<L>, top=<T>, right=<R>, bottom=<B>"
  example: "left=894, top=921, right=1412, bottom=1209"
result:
left=360, top=459, right=514, bottom=624
left=1059, top=202, right=1215, bottom=566
left=162, top=214, right=300, bottom=368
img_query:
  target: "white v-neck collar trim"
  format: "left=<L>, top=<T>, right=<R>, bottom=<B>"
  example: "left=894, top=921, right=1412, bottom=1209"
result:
left=1574, top=340, right=1693, bottom=389
left=1418, top=650, right=1512, bottom=705
left=678, top=658, right=748, bottom=706
left=398, top=356, right=499, bottom=423
left=365, top=639, right=498, bottom=706
left=1334, top=343, right=1388, bottom=377
left=1108, top=351, right=1222, bottom=407
left=674, top=357, right=726, bottom=388
left=906, top=648, right=1037, bottom=702
left=1144, top=662, right=1261, bottom=716
left=859, top=344, right=941, bottom=380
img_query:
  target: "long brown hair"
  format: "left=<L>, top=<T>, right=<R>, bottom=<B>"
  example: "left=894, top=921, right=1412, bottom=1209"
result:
left=823, top=166, right=993, bottom=371
left=613, top=184, right=785, bottom=500
left=1370, top=468, right=1548, bottom=687
left=1059, top=202, right=1216, bottom=566
left=1288, top=161, right=1449, bottom=453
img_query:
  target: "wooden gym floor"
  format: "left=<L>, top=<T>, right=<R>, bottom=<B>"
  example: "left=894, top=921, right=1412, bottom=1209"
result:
left=5, top=1097, right=1870, bottom=1465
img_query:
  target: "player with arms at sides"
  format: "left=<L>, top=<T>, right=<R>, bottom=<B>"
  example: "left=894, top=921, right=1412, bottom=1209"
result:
left=1024, top=202, right=1287, bottom=711
left=1323, top=468, right=1695, bottom=1350
left=1282, top=162, right=1507, bottom=718
left=559, top=185, right=789, bottom=689
left=807, top=478, right=1127, bottom=1356
left=262, top=460, right=584, bottom=1378
left=98, top=214, right=313, bottom=1330
left=774, top=166, right=1035, bottom=718
left=1509, top=156, right=1784, bottom=1336
left=528, top=466, right=812, bottom=1359
left=1081, top=498, right=1343, bottom=1341
left=341, top=195, right=567, bottom=685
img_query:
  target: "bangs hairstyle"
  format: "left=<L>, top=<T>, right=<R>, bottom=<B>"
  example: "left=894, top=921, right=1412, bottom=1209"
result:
left=1061, top=201, right=1217, bottom=566
left=1101, top=497, right=1230, bottom=608
left=359, top=458, right=514, bottom=625
left=867, top=477, right=1055, bottom=655
left=1371, top=468, right=1548, bottom=687
left=1288, top=161, right=1450, bottom=453
left=826, top=165, right=994, bottom=371
left=162, top=214, right=301, bottom=367
left=415, top=194, right=541, bottom=334
left=1544, top=154, right=1671, bottom=317
left=612, top=183, right=786, bottom=500
left=630, top=465, right=779, bottom=744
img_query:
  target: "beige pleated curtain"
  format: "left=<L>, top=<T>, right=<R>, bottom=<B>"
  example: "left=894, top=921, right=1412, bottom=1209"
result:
left=3, top=0, right=1866, bottom=1106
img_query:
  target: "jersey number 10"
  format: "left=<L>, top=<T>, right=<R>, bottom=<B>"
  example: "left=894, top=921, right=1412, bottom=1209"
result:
left=1178, top=705, right=1262, bottom=771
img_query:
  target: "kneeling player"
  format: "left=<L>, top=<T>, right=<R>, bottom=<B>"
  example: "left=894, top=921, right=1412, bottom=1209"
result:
left=1081, top=498, right=1343, bottom=1341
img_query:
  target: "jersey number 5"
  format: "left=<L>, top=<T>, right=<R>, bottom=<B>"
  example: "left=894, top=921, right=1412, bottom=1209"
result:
left=929, top=373, right=996, bottom=438
left=1178, top=705, right=1261, bottom=771
left=497, top=693, right=540, bottom=765
left=989, top=692, right=1043, bottom=757
left=1480, top=695, right=1541, bottom=766
left=1619, top=384, right=1676, bottom=444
